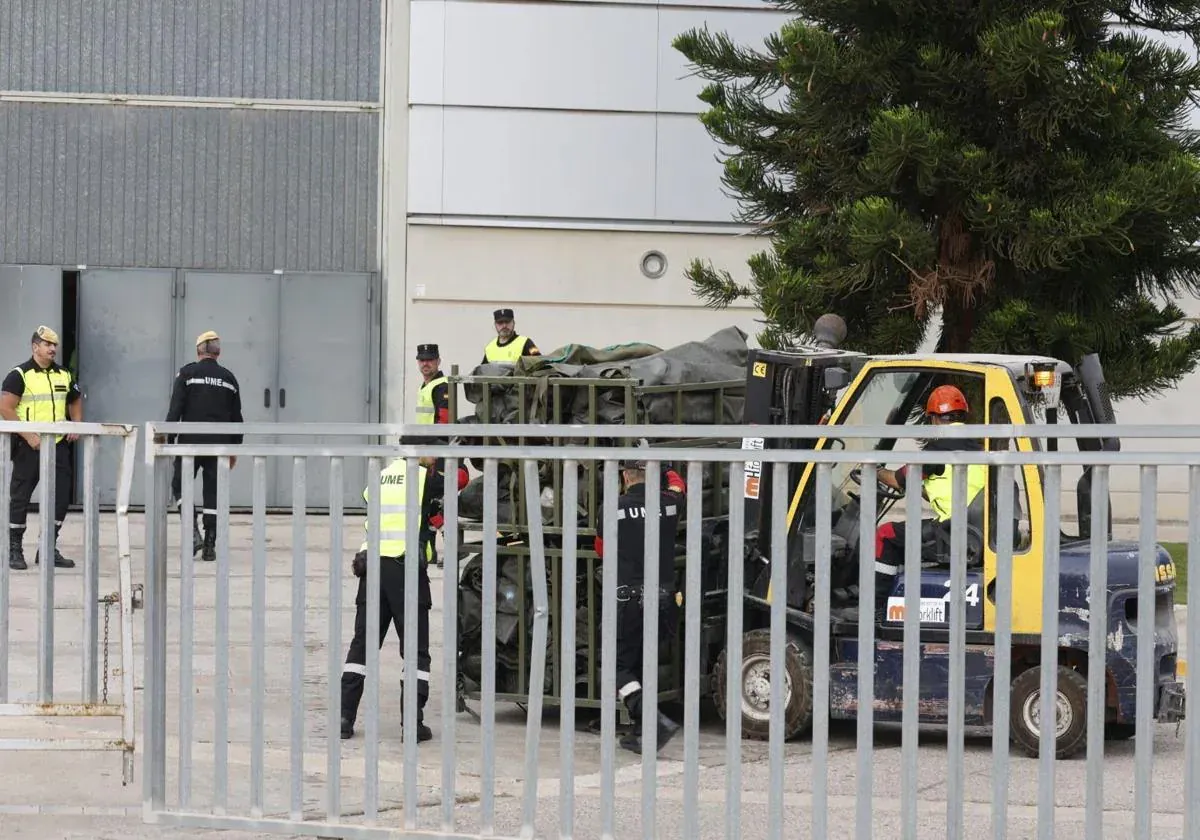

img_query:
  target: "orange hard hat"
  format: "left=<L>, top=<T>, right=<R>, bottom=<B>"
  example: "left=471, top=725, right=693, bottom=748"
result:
left=926, top=384, right=968, bottom=416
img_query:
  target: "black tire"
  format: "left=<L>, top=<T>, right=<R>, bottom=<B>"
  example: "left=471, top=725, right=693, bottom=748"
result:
left=712, top=629, right=814, bottom=741
left=1009, top=665, right=1089, bottom=759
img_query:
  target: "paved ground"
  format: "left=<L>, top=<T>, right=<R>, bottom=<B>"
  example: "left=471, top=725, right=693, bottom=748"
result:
left=0, top=511, right=1193, bottom=839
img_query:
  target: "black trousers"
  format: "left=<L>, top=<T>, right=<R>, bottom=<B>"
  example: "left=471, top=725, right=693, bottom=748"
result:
left=9, top=438, right=72, bottom=537
left=874, top=518, right=943, bottom=601
left=341, top=555, right=432, bottom=724
left=171, top=456, right=218, bottom=536
left=615, top=586, right=680, bottom=720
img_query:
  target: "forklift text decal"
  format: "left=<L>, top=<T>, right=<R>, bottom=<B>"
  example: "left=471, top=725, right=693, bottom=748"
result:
left=742, top=437, right=764, bottom=499
left=885, top=597, right=947, bottom=624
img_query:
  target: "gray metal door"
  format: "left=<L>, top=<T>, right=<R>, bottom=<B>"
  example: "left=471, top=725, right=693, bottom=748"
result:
left=274, top=273, right=373, bottom=511
left=77, top=269, right=176, bottom=508
left=177, top=272, right=280, bottom=509
left=0, top=265, right=62, bottom=375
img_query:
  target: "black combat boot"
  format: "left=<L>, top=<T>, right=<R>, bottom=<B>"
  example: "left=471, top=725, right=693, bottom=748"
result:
left=407, top=715, right=433, bottom=743
left=618, top=690, right=680, bottom=754
left=201, top=530, right=216, bottom=562
left=8, top=532, right=26, bottom=571
left=178, top=510, right=203, bottom=557
left=35, top=525, right=75, bottom=569
left=340, top=715, right=354, bottom=740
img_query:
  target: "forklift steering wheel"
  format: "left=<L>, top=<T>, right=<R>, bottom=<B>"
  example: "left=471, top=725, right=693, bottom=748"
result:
left=849, top=467, right=905, bottom=502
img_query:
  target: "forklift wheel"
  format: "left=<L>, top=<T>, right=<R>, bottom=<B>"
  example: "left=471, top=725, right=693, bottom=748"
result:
left=1009, top=665, right=1089, bottom=759
left=712, top=629, right=814, bottom=741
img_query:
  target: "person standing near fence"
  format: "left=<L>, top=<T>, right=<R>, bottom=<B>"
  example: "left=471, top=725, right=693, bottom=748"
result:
left=593, top=441, right=686, bottom=754
left=0, top=326, right=83, bottom=571
left=340, top=441, right=467, bottom=742
left=481, top=308, right=540, bottom=365
left=163, top=330, right=244, bottom=562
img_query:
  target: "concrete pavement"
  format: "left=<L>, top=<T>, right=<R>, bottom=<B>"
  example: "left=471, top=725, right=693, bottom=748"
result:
left=0, top=511, right=1193, bottom=839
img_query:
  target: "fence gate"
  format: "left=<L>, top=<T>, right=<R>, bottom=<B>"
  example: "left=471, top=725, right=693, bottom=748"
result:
left=0, top=423, right=139, bottom=789
left=138, top=420, right=1200, bottom=840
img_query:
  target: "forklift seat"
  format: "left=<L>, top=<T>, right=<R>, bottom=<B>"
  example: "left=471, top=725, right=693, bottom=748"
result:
left=924, top=491, right=986, bottom=569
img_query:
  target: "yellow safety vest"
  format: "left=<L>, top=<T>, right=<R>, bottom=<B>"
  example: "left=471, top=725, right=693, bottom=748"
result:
left=484, top=335, right=530, bottom=364
left=415, top=375, right=447, bottom=425
left=361, top=458, right=428, bottom=558
left=922, top=424, right=986, bottom=521
left=13, top=364, right=73, bottom=443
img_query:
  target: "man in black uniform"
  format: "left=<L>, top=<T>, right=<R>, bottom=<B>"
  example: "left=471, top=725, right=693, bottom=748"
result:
left=593, top=441, right=686, bottom=754
left=0, top=326, right=83, bottom=570
left=164, top=330, right=244, bottom=562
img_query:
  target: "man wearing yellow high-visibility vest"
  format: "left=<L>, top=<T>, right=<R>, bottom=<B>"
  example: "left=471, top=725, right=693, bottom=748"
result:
left=339, top=439, right=468, bottom=742
left=481, top=307, right=540, bottom=365
left=0, top=326, right=83, bottom=571
left=873, top=384, right=985, bottom=608
left=414, top=343, right=449, bottom=426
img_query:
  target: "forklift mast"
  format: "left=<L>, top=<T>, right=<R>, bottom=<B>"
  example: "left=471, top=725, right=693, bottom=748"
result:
left=739, top=336, right=865, bottom=566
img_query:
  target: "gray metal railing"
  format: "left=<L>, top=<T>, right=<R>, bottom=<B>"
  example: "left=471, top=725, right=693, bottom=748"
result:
left=139, top=421, right=1198, bottom=839
left=0, top=420, right=138, bottom=785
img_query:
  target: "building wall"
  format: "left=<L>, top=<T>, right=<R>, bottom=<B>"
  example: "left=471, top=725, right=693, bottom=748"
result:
left=0, top=0, right=381, bottom=273
left=398, top=0, right=789, bottom=419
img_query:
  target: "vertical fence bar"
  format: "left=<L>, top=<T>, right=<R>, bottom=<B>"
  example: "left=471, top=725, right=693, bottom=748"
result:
left=213, top=455, right=232, bottom=815
left=600, top=458, right=619, bottom=840
left=768, top=462, right=790, bottom=840
left=1037, top=464, right=1061, bottom=840
left=726, top=461, right=746, bottom=840
left=856, top=462, right=877, bottom=840
left=1186, top=465, right=1200, bottom=840
left=559, top=459, right=580, bottom=840
left=1085, top=466, right=1109, bottom=840
left=179, top=455, right=196, bottom=808
left=812, top=463, right=832, bottom=840
left=326, top=457, right=345, bottom=822
left=250, top=456, right=268, bottom=817
left=37, top=436, right=55, bottom=703
left=403, top=453, right=422, bottom=828
left=0, top=433, right=8, bottom=703
left=682, top=460, right=703, bottom=840
left=481, top=457, right=499, bottom=836
left=946, top=464, right=967, bottom=840
left=993, top=466, right=1015, bottom=840
left=442, top=456, right=461, bottom=833
left=143, top=440, right=169, bottom=813
left=641, top=462, right=662, bottom=837
left=290, top=457, right=307, bottom=822
left=521, top=459, right=550, bottom=838
left=1134, top=466, right=1157, bottom=839
left=901, top=462, right=921, bottom=840
left=117, top=430, right=138, bottom=787
left=363, top=455, right=382, bottom=824
left=81, top=435, right=99, bottom=703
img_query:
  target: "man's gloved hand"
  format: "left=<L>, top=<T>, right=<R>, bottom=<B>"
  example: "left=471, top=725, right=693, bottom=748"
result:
left=352, top=550, right=367, bottom=578
left=429, top=512, right=445, bottom=530
left=456, top=466, right=470, bottom=491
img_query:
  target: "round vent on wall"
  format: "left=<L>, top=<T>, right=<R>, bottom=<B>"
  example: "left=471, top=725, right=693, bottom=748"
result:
left=640, top=250, right=668, bottom=279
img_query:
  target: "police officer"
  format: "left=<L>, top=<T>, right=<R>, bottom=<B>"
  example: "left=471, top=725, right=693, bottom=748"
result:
left=415, top=343, right=449, bottom=426
left=593, top=441, right=686, bottom=754
left=164, top=330, right=244, bottom=562
left=0, top=326, right=83, bottom=570
left=339, top=439, right=469, bottom=741
left=873, top=384, right=985, bottom=602
left=482, top=308, right=540, bottom=365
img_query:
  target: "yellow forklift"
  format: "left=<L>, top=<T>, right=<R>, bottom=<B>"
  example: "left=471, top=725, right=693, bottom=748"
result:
left=716, top=329, right=1186, bottom=757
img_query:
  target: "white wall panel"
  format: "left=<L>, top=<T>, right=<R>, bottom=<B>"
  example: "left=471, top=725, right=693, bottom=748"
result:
left=656, top=8, right=792, bottom=113
left=415, top=107, right=659, bottom=219
left=407, top=106, right=445, bottom=214
left=408, top=1, right=447, bottom=106
left=656, top=114, right=738, bottom=222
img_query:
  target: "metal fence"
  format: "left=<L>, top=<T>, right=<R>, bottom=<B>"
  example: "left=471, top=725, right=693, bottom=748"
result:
left=0, top=420, right=138, bottom=785
left=139, top=421, right=1198, bottom=839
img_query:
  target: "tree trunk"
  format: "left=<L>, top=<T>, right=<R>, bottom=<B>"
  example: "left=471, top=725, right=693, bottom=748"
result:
left=937, top=299, right=976, bottom=353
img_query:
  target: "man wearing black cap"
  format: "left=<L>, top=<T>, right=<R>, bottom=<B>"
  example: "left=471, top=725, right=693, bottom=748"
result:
left=414, top=343, right=450, bottom=567
left=482, top=308, right=540, bottom=365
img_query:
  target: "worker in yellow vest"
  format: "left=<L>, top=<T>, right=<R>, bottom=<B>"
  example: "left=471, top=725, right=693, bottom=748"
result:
left=481, top=308, right=540, bottom=365
left=0, top=326, right=83, bottom=570
left=415, top=343, right=451, bottom=567
left=415, top=343, right=449, bottom=426
left=338, top=439, right=468, bottom=742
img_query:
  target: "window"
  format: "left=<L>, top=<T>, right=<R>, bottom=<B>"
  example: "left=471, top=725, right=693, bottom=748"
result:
left=987, top=398, right=1033, bottom=552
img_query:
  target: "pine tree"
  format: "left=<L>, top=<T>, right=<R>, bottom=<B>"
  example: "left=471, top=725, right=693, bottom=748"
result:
left=673, top=2, right=1200, bottom=399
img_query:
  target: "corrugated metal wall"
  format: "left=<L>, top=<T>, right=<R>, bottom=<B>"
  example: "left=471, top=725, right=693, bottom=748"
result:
left=0, top=103, right=379, bottom=272
left=0, top=0, right=379, bottom=102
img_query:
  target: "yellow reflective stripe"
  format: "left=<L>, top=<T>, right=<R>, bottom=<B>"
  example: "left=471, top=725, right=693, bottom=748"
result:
left=18, top=393, right=55, bottom=401
left=380, top=504, right=408, bottom=514
left=415, top=406, right=435, bottom=414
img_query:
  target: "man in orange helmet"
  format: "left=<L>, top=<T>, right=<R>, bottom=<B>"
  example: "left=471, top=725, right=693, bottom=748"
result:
left=871, top=384, right=986, bottom=607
